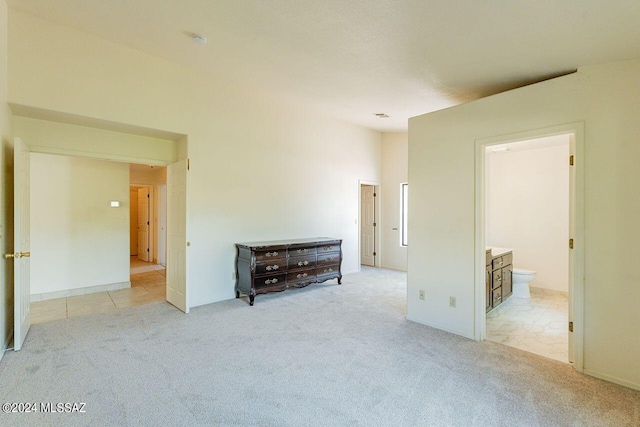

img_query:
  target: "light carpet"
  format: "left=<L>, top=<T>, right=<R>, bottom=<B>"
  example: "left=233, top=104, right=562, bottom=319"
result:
left=0, top=267, right=638, bottom=426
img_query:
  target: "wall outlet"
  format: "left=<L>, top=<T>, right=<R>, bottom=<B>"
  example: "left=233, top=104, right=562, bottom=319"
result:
left=449, top=296, right=456, bottom=308
left=419, top=290, right=425, bottom=300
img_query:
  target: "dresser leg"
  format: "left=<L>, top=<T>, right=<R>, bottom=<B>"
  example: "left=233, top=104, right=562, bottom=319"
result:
left=338, top=277, right=342, bottom=285
left=249, top=295, right=255, bottom=306
left=235, top=290, right=240, bottom=298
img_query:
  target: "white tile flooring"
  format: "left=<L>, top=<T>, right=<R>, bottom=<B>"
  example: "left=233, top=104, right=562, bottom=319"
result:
left=30, top=257, right=166, bottom=325
left=486, top=287, right=569, bottom=363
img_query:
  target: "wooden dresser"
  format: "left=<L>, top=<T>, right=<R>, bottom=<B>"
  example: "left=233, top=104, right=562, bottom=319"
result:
left=235, top=237, right=343, bottom=305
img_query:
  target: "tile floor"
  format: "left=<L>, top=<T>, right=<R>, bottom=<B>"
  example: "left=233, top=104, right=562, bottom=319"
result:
left=30, top=257, right=166, bottom=325
left=486, top=287, right=569, bottom=363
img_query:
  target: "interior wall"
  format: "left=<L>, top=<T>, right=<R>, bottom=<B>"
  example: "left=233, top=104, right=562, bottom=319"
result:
left=12, top=116, right=178, bottom=164
left=487, top=143, right=569, bottom=292
left=8, top=10, right=381, bottom=307
left=30, top=153, right=129, bottom=296
left=408, top=60, right=640, bottom=390
left=381, top=132, right=408, bottom=271
left=0, top=0, right=13, bottom=358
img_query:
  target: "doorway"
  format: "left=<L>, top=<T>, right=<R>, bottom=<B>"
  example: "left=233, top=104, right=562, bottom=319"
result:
left=475, top=123, right=585, bottom=371
left=359, top=182, right=379, bottom=267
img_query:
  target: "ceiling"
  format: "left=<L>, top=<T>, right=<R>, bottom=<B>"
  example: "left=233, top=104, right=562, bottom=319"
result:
left=7, top=1, right=640, bottom=132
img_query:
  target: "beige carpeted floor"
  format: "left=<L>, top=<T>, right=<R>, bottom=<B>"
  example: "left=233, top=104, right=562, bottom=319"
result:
left=0, top=267, right=638, bottom=426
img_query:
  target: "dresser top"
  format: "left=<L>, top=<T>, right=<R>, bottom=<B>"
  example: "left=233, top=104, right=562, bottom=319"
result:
left=236, top=237, right=341, bottom=249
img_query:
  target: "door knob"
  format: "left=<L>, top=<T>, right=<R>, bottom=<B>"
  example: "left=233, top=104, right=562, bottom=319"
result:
left=4, top=252, right=30, bottom=259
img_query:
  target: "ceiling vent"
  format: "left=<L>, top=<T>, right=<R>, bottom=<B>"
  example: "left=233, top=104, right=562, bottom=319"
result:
left=374, top=113, right=390, bottom=118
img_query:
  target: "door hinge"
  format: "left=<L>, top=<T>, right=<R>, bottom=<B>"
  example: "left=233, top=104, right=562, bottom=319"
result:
left=373, top=222, right=377, bottom=227
left=569, top=238, right=574, bottom=249
left=147, top=193, right=150, bottom=198
left=147, top=221, right=150, bottom=225
left=569, top=155, right=574, bottom=166
left=187, top=159, right=190, bottom=170
left=569, top=321, right=573, bottom=332
left=147, top=248, right=150, bottom=252
left=373, top=193, right=377, bottom=197
left=373, top=252, right=377, bottom=256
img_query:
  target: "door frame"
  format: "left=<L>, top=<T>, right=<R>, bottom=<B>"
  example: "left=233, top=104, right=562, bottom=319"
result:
left=25, top=144, right=188, bottom=312
left=474, top=122, right=585, bottom=372
left=358, top=180, right=381, bottom=269
left=130, top=183, right=154, bottom=263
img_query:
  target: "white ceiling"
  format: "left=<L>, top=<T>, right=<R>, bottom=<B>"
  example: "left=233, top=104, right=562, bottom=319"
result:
left=7, top=1, right=640, bottom=132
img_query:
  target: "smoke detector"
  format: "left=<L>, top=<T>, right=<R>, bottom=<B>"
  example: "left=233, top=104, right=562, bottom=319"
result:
left=192, top=34, right=207, bottom=45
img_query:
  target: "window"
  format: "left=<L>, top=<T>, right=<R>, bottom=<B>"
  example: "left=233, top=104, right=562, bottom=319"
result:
left=401, top=183, right=408, bottom=246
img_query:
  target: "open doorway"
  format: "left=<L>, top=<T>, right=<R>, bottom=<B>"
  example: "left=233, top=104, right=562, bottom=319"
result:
left=129, top=164, right=167, bottom=302
left=475, top=123, right=585, bottom=370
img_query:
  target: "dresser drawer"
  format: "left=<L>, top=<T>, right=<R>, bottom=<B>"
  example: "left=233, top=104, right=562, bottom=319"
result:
left=492, top=287, right=502, bottom=306
left=253, top=273, right=286, bottom=288
left=254, top=259, right=287, bottom=275
left=317, top=252, right=341, bottom=266
left=317, top=264, right=339, bottom=278
left=286, top=268, right=317, bottom=287
left=318, top=243, right=340, bottom=254
left=256, top=249, right=286, bottom=261
left=289, top=254, right=317, bottom=269
left=492, top=269, right=502, bottom=289
left=289, top=246, right=317, bottom=257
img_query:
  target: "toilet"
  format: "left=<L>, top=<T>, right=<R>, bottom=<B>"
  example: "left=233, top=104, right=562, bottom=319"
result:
left=512, top=268, right=536, bottom=298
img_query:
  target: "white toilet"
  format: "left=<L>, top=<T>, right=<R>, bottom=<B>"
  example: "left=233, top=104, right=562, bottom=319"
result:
left=512, top=268, right=536, bottom=298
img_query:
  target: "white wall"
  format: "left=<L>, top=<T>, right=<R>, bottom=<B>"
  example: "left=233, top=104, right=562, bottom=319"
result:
left=487, top=142, right=569, bottom=292
left=13, top=116, right=178, bottom=164
left=30, top=153, right=130, bottom=296
left=0, top=0, right=13, bottom=357
left=408, top=60, right=640, bottom=390
left=381, top=132, right=408, bottom=271
left=8, top=10, right=381, bottom=308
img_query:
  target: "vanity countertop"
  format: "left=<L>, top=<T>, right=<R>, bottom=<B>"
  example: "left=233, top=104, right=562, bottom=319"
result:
left=486, top=246, right=513, bottom=257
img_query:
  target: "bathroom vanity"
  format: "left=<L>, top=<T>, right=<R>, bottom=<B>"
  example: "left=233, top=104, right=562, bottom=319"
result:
left=486, top=247, right=513, bottom=313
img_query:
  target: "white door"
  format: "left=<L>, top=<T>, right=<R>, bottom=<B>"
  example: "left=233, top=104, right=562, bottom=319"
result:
left=361, top=185, right=375, bottom=266
left=167, top=160, right=188, bottom=313
left=12, top=138, right=31, bottom=351
left=137, top=187, right=150, bottom=262
left=158, top=184, right=167, bottom=267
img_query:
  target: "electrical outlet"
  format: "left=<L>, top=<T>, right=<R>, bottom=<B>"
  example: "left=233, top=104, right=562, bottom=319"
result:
left=449, top=296, right=456, bottom=308
left=419, top=290, right=425, bottom=300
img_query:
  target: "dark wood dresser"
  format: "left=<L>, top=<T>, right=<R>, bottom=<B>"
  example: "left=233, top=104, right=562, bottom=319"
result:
left=235, top=237, right=342, bottom=305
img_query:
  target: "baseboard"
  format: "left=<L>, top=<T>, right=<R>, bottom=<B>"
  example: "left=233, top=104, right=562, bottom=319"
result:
left=0, top=331, right=14, bottom=363
left=380, top=265, right=408, bottom=272
left=582, top=368, right=640, bottom=391
left=406, top=315, right=475, bottom=340
left=30, top=281, right=131, bottom=302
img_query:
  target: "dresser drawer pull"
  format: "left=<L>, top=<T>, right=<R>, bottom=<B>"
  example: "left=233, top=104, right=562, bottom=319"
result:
left=265, top=251, right=278, bottom=257
left=265, top=265, right=279, bottom=271
left=323, top=246, right=333, bottom=251
left=297, top=260, right=309, bottom=267
left=496, top=277, right=501, bottom=282
left=322, top=268, right=334, bottom=273
left=296, top=273, right=308, bottom=279
left=296, top=249, right=308, bottom=254
left=324, top=257, right=335, bottom=262
left=264, top=278, right=279, bottom=285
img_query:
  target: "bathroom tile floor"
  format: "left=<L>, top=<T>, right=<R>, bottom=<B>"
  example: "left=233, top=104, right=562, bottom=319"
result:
left=486, top=287, right=568, bottom=363
left=30, top=258, right=166, bottom=325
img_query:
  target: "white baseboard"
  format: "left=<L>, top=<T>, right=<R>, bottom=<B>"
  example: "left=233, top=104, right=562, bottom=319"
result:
left=0, top=331, right=14, bottom=362
left=30, top=281, right=131, bottom=302
left=406, top=315, right=475, bottom=340
left=582, top=368, right=640, bottom=392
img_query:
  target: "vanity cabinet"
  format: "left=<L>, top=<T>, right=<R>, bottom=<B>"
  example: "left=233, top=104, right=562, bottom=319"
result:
left=235, top=237, right=342, bottom=306
left=487, top=250, right=513, bottom=312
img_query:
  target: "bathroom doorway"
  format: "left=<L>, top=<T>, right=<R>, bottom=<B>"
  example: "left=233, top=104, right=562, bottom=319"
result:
left=475, top=123, right=585, bottom=370
left=359, top=180, right=380, bottom=269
